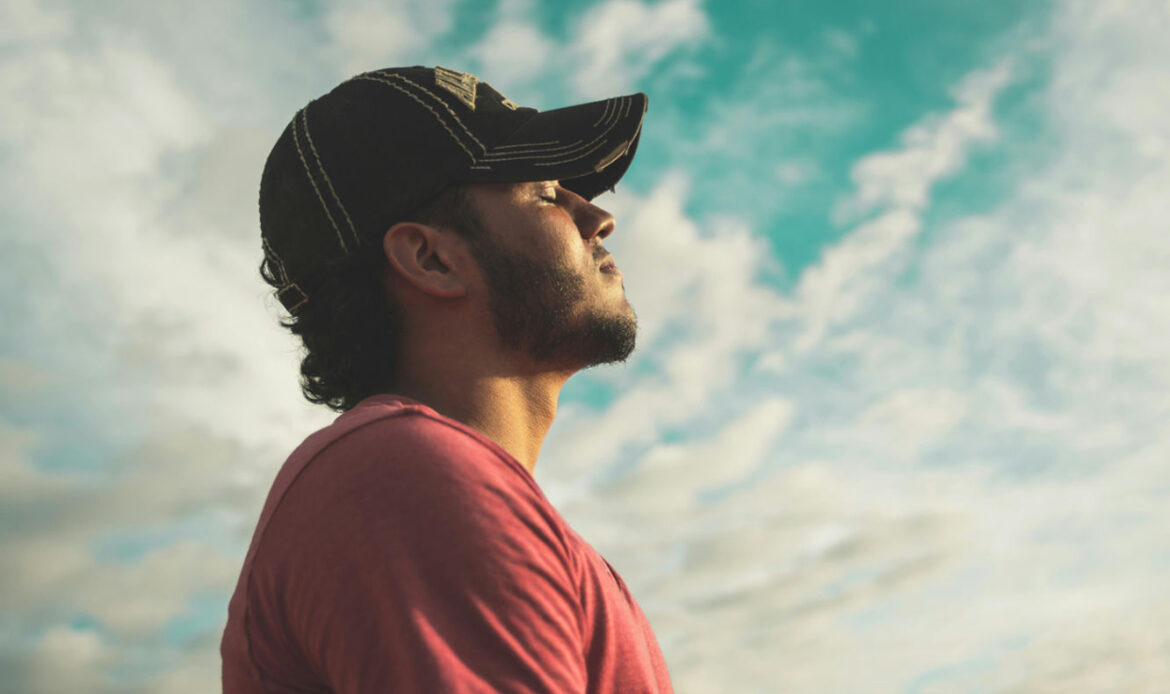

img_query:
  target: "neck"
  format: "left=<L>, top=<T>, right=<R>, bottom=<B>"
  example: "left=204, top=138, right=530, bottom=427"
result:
left=390, top=361, right=573, bottom=476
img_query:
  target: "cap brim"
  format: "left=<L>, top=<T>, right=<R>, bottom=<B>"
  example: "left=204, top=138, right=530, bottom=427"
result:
left=462, top=93, right=647, bottom=200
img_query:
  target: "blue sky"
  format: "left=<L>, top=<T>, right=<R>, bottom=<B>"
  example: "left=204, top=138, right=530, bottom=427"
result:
left=3, top=0, right=1170, bottom=691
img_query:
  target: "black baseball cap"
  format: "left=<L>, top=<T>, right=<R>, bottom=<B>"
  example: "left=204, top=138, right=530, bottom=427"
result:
left=259, top=65, right=648, bottom=313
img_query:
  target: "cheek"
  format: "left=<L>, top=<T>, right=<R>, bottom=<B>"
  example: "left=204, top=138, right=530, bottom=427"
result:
left=536, top=227, right=584, bottom=266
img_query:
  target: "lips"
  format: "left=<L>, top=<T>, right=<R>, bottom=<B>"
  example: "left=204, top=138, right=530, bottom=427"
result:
left=599, top=256, right=618, bottom=274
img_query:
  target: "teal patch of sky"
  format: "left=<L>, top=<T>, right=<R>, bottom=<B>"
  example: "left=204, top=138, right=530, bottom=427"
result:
left=559, top=370, right=619, bottom=410
left=277, top=0, right=318, bottom=20
left=561, top=298, right=706, bottom=410
left=91, top=508, right=239, bottom=565
left=0, top=216, right=47, bottom=358
left=6, top=608, right=104, bottom=646
left=628, top=0, right=1051, bottom=293
left=1, top=354, right=141, bottom=477
left=900, top=44, right=1058, bottom=291
left=589, top=431, right=697, bottom=490
left=0, top=220, right=144, bottom=476
left=446, top=0, right=502, bottom=52
left=68, top=613, right=106, bottom=634
left=162, top=590, right=232, bottom=648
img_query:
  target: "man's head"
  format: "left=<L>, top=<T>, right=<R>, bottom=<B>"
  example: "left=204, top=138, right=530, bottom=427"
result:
left=466, top=181, right=636, bottom=369
left=258, top=66, right=647, bottom=411
left=384, top=180, right=637, bottom=374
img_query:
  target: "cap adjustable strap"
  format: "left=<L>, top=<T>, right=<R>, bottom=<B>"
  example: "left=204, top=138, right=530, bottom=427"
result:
left=277, top=283, right=308, bottom=312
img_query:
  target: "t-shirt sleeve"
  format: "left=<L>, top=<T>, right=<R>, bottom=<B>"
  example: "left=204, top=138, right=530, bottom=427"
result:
left=248, top=413, right=588, bottom=693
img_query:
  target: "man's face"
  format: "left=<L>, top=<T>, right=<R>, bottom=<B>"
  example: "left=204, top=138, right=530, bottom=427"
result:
left=465, top=181, right=637, bottom=369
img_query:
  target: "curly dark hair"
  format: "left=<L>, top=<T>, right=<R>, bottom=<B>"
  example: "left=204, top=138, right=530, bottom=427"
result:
left=260, top=185, right=486, bottom=412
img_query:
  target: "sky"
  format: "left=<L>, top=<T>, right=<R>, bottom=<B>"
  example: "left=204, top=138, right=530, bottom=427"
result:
left=2, top=0, right=1169, bottom=691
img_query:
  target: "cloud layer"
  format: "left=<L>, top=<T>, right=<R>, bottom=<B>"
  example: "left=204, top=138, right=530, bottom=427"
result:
left=2, top=0, right=1168, bottom=692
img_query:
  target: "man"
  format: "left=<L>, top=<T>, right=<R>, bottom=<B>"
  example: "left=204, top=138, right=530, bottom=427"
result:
left=221, top=65, right=673, bottom=693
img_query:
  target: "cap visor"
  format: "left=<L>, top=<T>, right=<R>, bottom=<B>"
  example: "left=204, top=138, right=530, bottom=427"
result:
left=463, top=93, right=647, bottom=200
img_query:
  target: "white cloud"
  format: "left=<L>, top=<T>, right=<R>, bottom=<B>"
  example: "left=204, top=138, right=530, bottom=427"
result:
left=540, top=174, right=795, bottom=488
left=785, top=60, right=1013, bottom=354
left=548, top=2, right=1170, bottom=690
left=855, top=387, right=969, bottom=460
left=671, top=41, right=862, bottom=225
left=325, top=0, right=458, bottom=77
left=823, top=28, right=859, bottom=59
left=836, top=60, right=1012, bottom=220
left=0, top=6, right=329, bottom=691
left=6, top=0, right=1170, bottom=691
left=774, top=158, right=821, bottom=185
left=601, top=397, right=796, bottom=515
left=24, top=627, right=112, bottom=694
left=469, top=21, right=554, bottom=85
left=569, top=0, right=709, bottom=97
left=468, top=0, right=555, bottom=88
left=0, top=0, right=73, bottom=44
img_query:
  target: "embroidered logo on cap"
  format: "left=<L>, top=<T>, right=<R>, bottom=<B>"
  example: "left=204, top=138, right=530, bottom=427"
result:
left=435, top=66, right=478, bottom=111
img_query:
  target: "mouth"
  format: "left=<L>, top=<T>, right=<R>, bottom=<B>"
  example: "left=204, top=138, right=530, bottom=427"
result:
left=598, top=251, right=619, bottom=274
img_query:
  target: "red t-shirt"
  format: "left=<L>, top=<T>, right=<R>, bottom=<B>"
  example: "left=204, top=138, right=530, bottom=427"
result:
left=221, top=394, right=673, bottom=693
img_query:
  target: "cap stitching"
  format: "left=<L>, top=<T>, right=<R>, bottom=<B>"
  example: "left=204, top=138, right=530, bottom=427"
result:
left=492, top=140, right=562, bottom=150
left=391, top=75, right=488, bottom=153
left=261, top=237, right=290, bottom=285
left=363, top=71, right=487, bottom=153
left=475, top=97, right=629, bottom=165
left=479, top=98, right=624, bottom=159
left=477, top=139, right=585, bottom=157
left=593, top=98, right=616, bottom=128
left=353, top=74, right=478, bottom=162
left=532, top=138, right=610, bottom=168
left=291, top=111, right=350, bottom=254
left=532, top=99, right=634, bottom=168
left=301, top=106, right=361, bottom=249
left=477, top=97, right=622, bottom=161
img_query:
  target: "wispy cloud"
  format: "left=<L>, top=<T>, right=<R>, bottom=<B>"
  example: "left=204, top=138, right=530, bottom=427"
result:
left=835, top=60, right=1013, bottom=221
left=569, top=0, right=709, bottom=97
left=0, top=3, right=334, bottom=691
left=791, top=59, right=1013, bottom=353
left=467, top=0, right=555, bottom=89
left=326, top=0, right=459, bottom=77
left=545, top=1, right=1170, bottom=690
left=3, top=0, right=1169, bottom=691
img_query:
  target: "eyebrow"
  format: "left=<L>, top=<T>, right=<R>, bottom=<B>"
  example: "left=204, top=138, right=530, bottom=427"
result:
left=519, top=180, right=558, bottom=194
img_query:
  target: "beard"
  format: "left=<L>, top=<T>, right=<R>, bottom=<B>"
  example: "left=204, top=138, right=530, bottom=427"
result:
left=469, top=242, right=637, bottom=368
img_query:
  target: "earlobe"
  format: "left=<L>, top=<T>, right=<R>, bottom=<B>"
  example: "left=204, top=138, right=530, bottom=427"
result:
left=382, top=222, right=468, bottom=299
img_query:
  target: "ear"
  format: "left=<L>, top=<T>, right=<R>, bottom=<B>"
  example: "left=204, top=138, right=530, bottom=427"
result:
left=382, top=222, right=469, bottom=299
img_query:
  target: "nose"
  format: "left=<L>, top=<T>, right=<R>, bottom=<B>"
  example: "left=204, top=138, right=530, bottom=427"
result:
left=576, top=200, right=616, bottom=241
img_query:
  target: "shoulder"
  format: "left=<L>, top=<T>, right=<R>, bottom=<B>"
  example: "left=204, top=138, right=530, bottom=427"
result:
left=306, top=402, right=532, bottom=494
left=252, top=403, right=581, bottom=592
left=264, top=401, right=557, bottom=545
